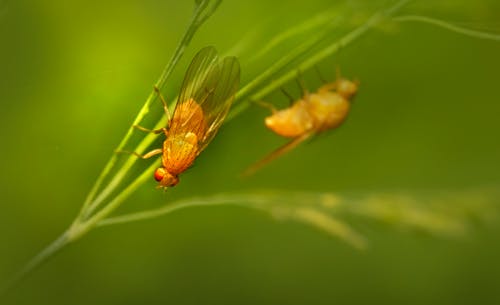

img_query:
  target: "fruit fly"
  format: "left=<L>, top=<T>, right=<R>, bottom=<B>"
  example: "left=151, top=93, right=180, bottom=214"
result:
left=243, top=70, right=358, bottom=176
left=125, top=46, right=240, bottom=188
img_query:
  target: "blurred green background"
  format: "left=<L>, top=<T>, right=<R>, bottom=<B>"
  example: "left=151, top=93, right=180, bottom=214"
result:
left=1, top=0, right=500, bottom=304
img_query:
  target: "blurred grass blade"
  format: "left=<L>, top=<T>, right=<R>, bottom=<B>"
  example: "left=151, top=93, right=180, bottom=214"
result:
left=97, top=192, right=366, bottom=248
left=394, top=15, right=500, bottom=41
left=233, top=9, right=346, bottom=104
left=249, top=5, right=342, bottom=62
left=293, top=208, right=367, bottom=249
left=228, top=0, right=413, bottom=120
left=98, top=186, right=499, bottom=247
left=352, top=193, right=469, bottom=237
left=350, top=188, right=500, bottom=237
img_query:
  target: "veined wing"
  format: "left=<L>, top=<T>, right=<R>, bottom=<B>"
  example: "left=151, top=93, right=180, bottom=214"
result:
left=169, top=46, right=240, bottom=153
left=197, top=55, right=240, bottom=151
left=241, top=131, right=314, bottom=177
left=169, top=46, right=218, bottom=138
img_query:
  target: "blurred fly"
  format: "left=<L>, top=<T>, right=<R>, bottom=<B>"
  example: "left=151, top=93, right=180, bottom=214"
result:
left=123, top=46, right=240, bottom=188
left=243, top=69, right=358, bottom=176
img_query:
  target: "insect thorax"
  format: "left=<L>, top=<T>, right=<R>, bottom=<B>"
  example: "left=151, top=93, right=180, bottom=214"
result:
left=162, top=132, right=199, bottom=174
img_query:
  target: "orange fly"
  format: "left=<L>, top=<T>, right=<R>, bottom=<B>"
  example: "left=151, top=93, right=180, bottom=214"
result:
left=126, top=46, right=240, bottom=188
left=243, top=70, right=358, bottom=176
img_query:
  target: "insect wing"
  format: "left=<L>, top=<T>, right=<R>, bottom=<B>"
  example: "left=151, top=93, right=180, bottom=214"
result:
left=242, top=131, right=314, bottom=177
left=169, top=46, right=219, bottom=138
left=170, top=46, right=240, bottom=152
left=198, top=55, right=240, bottom=151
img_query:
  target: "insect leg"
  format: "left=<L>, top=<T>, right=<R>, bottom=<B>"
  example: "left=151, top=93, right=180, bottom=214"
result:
left=280, top=87, right=295, bottom=105
left=154, top=86, right=172, bottom=121
left=314, top=65, right=328, bottom=84
left=133, top=124, right=166, bottom=134
left=251, top=100, right=278, bottom=113
left=116, top=148, right=163, bottom=159
left=296, top=70, right=309, bottom=97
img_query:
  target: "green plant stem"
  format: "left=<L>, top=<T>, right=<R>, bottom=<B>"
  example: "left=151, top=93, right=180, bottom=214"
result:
left=228, top=0, right=412, bottom=120
left=2, top=0, right=221, bottom=295
left=97, top=185, right=500, bottom=247
left=0, top=232, right=70, bottom=296
left=98, top=194, right=272, bottom=226
left=83, top=0, right=414, bottom=238
left=93, top=189, right=362, bottom=250
left=90, top=0, right=413, bottom=225
left=393, top=15, right=500, bottom=41
left=234, top=15, right=344, bottom=104
left=6, top=0, right=414, bottom=294
left=249, top=6, right=339, bottom=62
left=69, top=161, right=160, bottom=241
left=2, top=161, right=161, bottom=295
left=95, top=192, right=367, bottom=250
left=79, top=0, right=221, bottom=220
left=81, top=125, right=163, bottom=219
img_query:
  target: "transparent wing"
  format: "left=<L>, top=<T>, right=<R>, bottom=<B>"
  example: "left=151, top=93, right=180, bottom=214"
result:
left=241, top=132, right=314, bottom=177
left=169, top=46, right=240, bottom=153
left=169, top=46, right=219, bottom=138
left=197, top=56, right=240, bottom=151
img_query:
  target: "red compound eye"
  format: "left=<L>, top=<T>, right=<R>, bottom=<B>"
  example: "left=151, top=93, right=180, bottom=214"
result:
left=154, top=168, right=166, bottom=182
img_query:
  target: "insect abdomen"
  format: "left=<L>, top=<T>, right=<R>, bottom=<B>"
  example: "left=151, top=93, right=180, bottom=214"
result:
left=265, top=100, right=314, bottom=138
left=308, top=92, right=350, bottom=131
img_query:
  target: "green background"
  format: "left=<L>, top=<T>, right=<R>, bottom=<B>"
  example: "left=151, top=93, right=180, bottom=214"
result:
left=1, top=0, right=500, bottom=304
